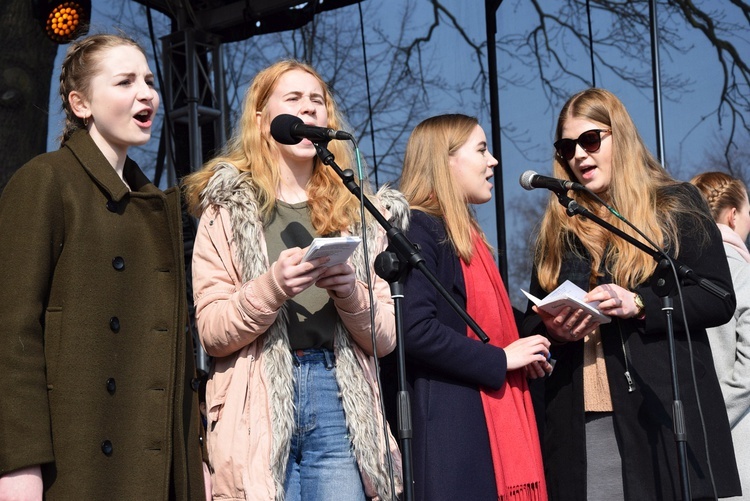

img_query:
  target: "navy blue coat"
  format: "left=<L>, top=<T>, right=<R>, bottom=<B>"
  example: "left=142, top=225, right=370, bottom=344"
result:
left=383, top=210, right=509, bottom=501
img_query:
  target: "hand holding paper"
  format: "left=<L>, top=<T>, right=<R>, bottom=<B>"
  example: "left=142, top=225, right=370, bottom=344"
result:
left=522, top=280, right=611, bottom=324
left=302, top=236, right=362, bottom=267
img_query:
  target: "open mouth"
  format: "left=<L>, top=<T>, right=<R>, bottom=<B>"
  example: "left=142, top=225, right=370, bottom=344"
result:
left=580, top=165, right=596, bottom=176
left=134, top=110, right=152, bottom=123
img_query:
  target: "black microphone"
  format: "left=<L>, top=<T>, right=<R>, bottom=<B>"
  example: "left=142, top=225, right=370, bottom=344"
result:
left=270, top=114, right=353, bottom=145
left=519, top=170, right=585, bottom=193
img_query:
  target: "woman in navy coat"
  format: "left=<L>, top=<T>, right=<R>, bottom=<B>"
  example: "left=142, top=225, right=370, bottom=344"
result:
left=390, top=114, right=551, bottom=501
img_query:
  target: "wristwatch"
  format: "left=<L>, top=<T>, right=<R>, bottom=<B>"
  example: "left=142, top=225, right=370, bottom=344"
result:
left=633, top=293, right=645, bottom=319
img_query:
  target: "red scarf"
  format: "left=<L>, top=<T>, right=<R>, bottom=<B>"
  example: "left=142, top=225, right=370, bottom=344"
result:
left=460, top=231, right=548, bottom=501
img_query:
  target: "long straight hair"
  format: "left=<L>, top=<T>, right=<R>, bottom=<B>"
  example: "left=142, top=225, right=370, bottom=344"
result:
left=399, top=114, right=485, bottom=262
left=534, top=88, right=702, bottom=291
left=183, top=60, right=363, bottom=235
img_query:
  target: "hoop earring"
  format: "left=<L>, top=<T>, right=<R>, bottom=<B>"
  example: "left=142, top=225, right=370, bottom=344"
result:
left=83, top=115, right=88, bottom=127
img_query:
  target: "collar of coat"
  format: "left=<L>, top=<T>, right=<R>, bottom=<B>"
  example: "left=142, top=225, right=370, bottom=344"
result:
left=65, top=130, right=166, bottom=202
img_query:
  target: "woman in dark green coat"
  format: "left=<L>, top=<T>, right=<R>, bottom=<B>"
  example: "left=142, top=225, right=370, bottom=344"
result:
left=0, top=34, right=206, bottom=499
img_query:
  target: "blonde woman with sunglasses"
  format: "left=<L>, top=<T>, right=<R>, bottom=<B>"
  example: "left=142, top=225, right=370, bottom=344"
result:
left=521, top=88, right=741, bottom=500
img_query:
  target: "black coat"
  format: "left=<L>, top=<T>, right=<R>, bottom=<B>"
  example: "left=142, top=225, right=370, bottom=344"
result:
left=383, top=210, right=508, bottom=501
left=521, top=184, right=741, bottom=500
left=0, top=131, right=205, bottom=499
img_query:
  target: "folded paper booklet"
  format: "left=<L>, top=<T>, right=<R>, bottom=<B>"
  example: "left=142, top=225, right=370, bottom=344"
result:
left=302, top=236, right=362, bottom=267
left=521, top=280, right=611, bottom=324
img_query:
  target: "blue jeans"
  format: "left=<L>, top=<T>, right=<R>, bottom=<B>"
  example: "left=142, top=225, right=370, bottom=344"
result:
left=284, top=349, right=366, bottom=501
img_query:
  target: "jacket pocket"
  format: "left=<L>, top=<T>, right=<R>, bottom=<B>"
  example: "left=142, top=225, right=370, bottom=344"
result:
left=206, top=374, right=227, bottom=427
left=44, top=306, right=63, bottom=387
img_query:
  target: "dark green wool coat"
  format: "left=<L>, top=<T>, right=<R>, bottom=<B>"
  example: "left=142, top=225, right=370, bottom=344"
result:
left=0, top=131, right=205, bottom=499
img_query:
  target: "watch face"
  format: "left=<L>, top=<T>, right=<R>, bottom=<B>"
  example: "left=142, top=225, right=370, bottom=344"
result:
left=634, top=293, right=644, bottom=311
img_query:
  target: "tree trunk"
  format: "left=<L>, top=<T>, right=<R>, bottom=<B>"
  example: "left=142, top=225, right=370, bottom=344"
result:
left=0, top=0, right=58, bottom=192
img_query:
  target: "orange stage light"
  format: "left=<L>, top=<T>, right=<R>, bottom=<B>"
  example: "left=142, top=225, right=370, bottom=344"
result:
left=32, top=0, right=91, bottom=44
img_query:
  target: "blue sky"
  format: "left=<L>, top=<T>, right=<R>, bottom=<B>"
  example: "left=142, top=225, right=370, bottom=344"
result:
left=45, top=0, right=748, bottom=307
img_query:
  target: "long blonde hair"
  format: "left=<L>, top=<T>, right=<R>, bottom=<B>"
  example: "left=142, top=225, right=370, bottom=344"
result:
left=534, top=88, right=700, bottom=291
left=399, top=114, right=485, bottom=262
left=183, top=60, right=362, bottom=235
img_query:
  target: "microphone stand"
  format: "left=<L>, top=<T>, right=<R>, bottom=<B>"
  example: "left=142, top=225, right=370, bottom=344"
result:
left=313, top=141, right=490, bottom=501
left=374, top=251, right=414, bottom=501
left=555, top=192, right=730, bottom=501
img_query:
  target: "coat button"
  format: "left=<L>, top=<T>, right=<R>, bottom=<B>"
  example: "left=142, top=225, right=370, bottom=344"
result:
left=106, top=378, right=116, bottom=394
left=101, top=440, right=113, bottom=456
left=109, top=317, right=120, bottom=333
left=106, top=200, right=118, bottom=212
left=112, top=257, right=125, bottom=271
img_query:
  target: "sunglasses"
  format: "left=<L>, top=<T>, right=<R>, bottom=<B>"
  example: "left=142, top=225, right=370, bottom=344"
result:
left=554, top=129, right=611, bottom=161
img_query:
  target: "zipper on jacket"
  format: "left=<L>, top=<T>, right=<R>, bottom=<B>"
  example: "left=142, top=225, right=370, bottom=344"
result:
left=617, top=320, right=636, bottom=393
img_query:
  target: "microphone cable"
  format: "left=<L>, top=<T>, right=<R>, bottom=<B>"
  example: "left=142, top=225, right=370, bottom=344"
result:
left=357, top=2, right=379, bottom=189
left=349, top=138, right=400, bottom=501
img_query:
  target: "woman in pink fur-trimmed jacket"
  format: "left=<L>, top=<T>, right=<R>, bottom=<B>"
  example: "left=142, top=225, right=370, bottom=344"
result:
left=183, top=60, right=406, bottom=501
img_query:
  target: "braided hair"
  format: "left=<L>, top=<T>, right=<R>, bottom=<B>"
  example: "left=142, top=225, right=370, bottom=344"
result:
left=59, top=33, right=144, bottom=145
left=690, top=171, right=748, bottom=223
